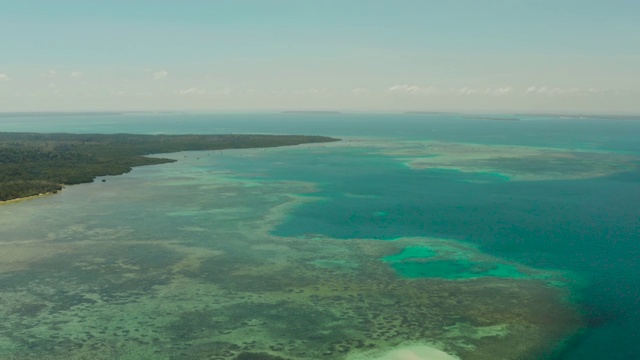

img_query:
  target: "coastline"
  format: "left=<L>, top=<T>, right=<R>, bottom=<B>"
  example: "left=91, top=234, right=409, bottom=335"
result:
left=0, top=133, right=339, bottom=204
left=0, top=190, right=62, bottom=205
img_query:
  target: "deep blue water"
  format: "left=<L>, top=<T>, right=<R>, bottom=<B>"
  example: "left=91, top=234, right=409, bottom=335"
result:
left=2, top=112, right=640, bottom=359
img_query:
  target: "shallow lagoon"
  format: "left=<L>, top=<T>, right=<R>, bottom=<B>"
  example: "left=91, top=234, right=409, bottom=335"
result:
left=1, top=113, right=639, bottom=359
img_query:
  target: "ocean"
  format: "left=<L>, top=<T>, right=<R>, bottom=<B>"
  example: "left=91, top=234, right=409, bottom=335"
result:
left=0, top=113, right=638, bottom=359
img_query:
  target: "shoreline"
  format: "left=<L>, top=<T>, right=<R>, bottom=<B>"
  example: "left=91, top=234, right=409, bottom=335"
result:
left=0, top=132, right=339, bottom=204
left=0, top=190, right=62, bottom=205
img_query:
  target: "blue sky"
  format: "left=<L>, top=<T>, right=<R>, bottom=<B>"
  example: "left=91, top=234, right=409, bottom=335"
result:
left=1, top=0, right=638, bottom=113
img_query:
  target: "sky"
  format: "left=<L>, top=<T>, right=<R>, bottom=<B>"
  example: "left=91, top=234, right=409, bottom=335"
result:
left=1, top=0, right=639, bottom=113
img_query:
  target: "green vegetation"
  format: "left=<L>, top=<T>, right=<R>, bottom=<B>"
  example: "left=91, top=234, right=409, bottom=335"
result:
left=0, top=132, right=338, bottom=201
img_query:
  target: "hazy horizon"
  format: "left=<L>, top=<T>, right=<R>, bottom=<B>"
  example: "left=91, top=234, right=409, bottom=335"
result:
left=2, top=110, right=640, bottom=118
left=1, top=1, right=639, bottom=114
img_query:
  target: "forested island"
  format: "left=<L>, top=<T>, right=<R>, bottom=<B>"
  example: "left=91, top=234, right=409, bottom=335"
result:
left=0, top=132, right=339, bottom=202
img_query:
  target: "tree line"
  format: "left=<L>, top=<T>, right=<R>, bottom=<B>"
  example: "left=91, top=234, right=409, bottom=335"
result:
left=0, top=132, right=338, bottom=201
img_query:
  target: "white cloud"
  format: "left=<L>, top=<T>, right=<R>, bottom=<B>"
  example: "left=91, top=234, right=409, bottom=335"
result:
left=389, top=84, right=424, bottom=94
left=153, top=70, right=169, bottom=80
left=351, top=88, right=370, bottom=95
left=70, top=71, right=83, bottom=78
left=177, top=87, right=207, bottom=96
left=175, top=87, right=235, bottom=96
left=303, top=87, right=328, bottom=94
left=213, top=87, right=233, bottom=95
left=0, top=73, right=10, bottom=81
left=451, top=86, right=513, bottom=96
left=456, top=87, right=476, bottom=95
left=525, top=86, right=605, bottom=97
left=110, top=90, right=154, bottom=98
left=487, top=86, right=514, bottom=96
left=389, top=85, right=514, bottom=96
left=536, top=86, right=549, bottom=94
left=280, top=88, right=330, bottom=95
left=42, top=70, right=57, bottom=78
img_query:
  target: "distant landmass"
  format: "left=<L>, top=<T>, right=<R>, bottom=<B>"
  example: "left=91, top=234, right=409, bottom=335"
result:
left=404, top=111, right=453, bottom=115
left=0, top=133, right=339, bottom=202
left=516, top=113, right=640, bottom=120
left=470, top=117, right=521, bottom=121
left=0, top=111, right=126, bottom=118
left=282, top=111, right=342, bottom=114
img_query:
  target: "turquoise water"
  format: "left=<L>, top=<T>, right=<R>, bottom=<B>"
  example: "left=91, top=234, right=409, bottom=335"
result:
left=381, top=246, right=527, bottom=280
left=1, top=112, right=639, bottom=359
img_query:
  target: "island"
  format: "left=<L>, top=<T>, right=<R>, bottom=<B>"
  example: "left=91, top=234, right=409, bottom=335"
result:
left=281, top=111, right=341, bottom=114
left=0, top=111, right=127, bottom=118
left=403, top=111, right=453, bottom=115
left=515, top=113, right=640, bottom=120
left=470, top=117, right=521, bottom=121
left=0, top=132, right=339, bottom=202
